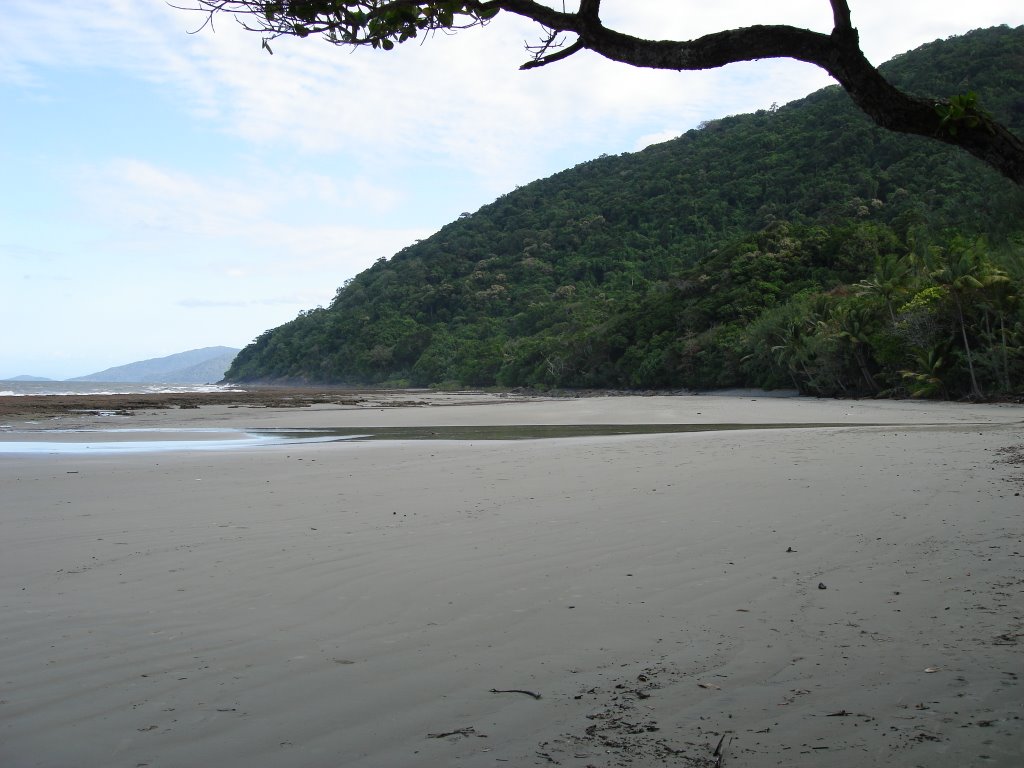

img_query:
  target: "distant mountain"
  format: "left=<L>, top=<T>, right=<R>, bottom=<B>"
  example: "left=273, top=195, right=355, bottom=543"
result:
left=72, top=347, right=240, bottom=384
left=3, top=375, right=55, bottom=382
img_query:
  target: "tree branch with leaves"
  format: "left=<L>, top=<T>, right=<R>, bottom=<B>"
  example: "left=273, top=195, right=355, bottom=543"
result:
left=182, top=1, right=1024, bottom=184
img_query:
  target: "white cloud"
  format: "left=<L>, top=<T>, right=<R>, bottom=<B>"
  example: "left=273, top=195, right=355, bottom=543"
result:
left=177, top=296, right=316, bottom=308
left=602, top=0, right=833, bottom=38
left=634, top=129, right=684, bottom=151
left=0, top=2, right=807, bottom=194
left=69, top=156, right=431, bottom=282
left=11, top=2, right=1021, bottom=198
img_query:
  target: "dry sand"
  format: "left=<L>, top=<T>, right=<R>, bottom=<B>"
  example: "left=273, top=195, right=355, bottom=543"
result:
left=1, top=392, right=1022, bottom=767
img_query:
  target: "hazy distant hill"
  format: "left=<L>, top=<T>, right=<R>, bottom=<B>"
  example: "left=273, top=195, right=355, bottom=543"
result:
left=2, top=375, right=56, bottom=382
left=72, top=347, right=239, bottom=384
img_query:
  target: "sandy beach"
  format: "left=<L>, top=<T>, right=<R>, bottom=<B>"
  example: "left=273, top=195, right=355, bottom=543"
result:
left=1, top=391, right=1022, bottom=767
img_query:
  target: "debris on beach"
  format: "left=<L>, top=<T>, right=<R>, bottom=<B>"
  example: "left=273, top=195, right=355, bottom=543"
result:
left=426, top=726, right=481, bottom=739
left=489, top=687, right=543, bottom=700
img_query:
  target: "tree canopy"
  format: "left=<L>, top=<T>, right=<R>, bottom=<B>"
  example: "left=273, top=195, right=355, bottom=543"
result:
left=186, top=1, right=1024, bottom=184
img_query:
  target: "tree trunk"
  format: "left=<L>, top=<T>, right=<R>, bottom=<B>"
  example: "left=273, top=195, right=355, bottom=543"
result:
left=954, top=294, right=983, bottom=399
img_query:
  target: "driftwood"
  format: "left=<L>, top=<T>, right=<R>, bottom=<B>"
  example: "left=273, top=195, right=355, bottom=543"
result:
left=490, top=687, right=543, bottom=700
left=713, top=733, right=733, bottom=768
left=426, top=726, right=477, bottom=739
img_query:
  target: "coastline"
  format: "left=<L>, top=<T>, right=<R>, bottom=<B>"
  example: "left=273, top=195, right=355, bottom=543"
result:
left=1, top=393, right=1022, bottom=766
left=0, top=386, right=385, bottom=421
left=3, top=386, right=1023, bottom=432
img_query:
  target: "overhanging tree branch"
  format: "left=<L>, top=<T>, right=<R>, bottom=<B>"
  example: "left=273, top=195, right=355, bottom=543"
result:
left=521, top=33, right=583, bottom=70
left=181, top=0, right=1024, bottom=184
left=830, top=0, right=853, bottom=32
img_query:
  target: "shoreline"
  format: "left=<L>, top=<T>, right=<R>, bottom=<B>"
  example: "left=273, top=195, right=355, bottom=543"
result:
left=2, top=383, right=1021, bottom=419
left=2, top=395, right=1022, bottom=766
left=3, top=386, right=1023, bottom=430
left=0, top=386, right=390, bottom=420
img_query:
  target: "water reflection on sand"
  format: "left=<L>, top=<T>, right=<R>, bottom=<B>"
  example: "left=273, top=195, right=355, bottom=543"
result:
left=0, top=422, right=866, bottom=454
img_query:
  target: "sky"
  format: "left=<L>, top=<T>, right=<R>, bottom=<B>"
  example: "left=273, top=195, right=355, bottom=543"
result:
left=2, top=1, right=1023, bottom=379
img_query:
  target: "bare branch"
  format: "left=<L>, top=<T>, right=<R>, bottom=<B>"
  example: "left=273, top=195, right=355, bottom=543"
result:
left=522, top=26, right=567, bottom=62
left=520, top=38, right=584, bottom=70
left=485, top=0, right=580, bottom=32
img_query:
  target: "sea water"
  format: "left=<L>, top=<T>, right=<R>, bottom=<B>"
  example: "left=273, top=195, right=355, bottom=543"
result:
left=0, top=428, right=361, bottom=454
left=0, top=423, right=865, bottom=455
left=0, top=381, right=244, bottom=397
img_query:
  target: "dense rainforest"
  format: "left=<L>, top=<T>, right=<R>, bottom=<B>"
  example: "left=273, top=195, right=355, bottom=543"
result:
left=225, top=25, right=1024, bottom=398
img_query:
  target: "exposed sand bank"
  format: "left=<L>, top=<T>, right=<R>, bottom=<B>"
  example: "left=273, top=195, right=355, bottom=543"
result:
left=1, top=393, right=1022, bottom=767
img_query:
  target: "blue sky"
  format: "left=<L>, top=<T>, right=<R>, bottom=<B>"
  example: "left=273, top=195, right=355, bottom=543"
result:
left=3, top=1, right=1023, bottom=379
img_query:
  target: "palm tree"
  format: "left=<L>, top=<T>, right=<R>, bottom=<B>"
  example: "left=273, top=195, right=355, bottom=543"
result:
left=978, top=269, right=1018, bottom=393
left=855, top=254, right=913, bottom=325
left=900, top=345, right=949, bottom=399
left=825, top=303, right=880, bottom=393
left=770, top=320, right=813, bottom=391
left=928, top=238, right=1009, bottom=399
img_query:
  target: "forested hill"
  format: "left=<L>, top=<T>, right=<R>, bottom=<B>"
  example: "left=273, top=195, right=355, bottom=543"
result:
left=226, top=26, right=1024, bottom=398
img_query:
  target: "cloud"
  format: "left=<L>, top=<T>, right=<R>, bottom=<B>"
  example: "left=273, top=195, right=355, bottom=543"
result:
left=603, top=0, right=832, bottom=38
left=0, top=2, right=217, bottom=104
left=634, top=129, right=684, bottom=151
left=177, top=296, right=317, bottom=308
left=69, top=156, right=432, bottom=282
left=0, top=242, right=64, bottom=262
left=0, top=2, right=827, bottom=197
left=10, top=1, right=1022, bottom=203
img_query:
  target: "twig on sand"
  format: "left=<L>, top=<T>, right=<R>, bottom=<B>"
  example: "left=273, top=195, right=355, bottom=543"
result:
left=713, top=733, right=732, bottom=767
left=490, top=688, right=543, bottom=700
left=426, top=726, right=479, bottom=739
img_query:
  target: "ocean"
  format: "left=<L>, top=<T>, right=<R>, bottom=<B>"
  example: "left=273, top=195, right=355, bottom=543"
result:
left=0, top=381, right=244, bottom=397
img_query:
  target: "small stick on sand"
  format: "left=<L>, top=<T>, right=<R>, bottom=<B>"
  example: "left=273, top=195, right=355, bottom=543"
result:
left=489, top=688, right=543, bottom=700
left=426, top=726, right=477, bottom=739
left=713, top=733, right=732, bottom=767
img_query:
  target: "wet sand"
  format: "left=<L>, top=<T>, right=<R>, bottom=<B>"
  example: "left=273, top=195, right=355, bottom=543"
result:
left=1, top=392, right=1022, bottom=767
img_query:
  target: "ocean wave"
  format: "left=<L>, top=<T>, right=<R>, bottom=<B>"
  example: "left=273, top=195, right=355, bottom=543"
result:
left=0, top=382, right=246, bottom=397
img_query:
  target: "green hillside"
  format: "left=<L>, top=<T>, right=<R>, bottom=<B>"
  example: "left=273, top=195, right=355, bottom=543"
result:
left=226, top=26, right=1024, bottom=398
